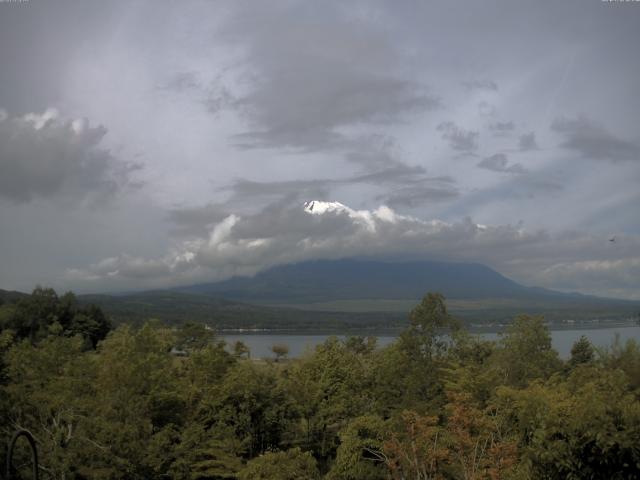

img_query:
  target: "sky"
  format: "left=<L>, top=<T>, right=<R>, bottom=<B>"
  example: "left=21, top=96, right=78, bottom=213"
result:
left=0, top=0, right=639, bottom=299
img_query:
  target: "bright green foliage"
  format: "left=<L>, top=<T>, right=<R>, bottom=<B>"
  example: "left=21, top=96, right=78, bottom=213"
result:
left=238, top=447, right=320, bottom=480
left=599, top=336, right=640, bottom=390
left=401, top=292, right=460, bottom=359
left=289, top=337, right=371, bottom=456
left=2, top=289, right=640, bottom=479
left=496, top=368, right=640, bottom=479
left=205, top=362, right=297, bottom=458
left=369, top=342, right=418, bottom=414
left=89, top=326, right=183, bottom=477
left=327, top=415, right=387, bottom=480
left=169, top=423, right=243, bottom=479
left=3, top=335, right=93, bottom=478
left=444, top=331, right=499, bottom=407
left=376, top=293, right=458, bottom=413
left=180, top=342, right=236, bottom=411
left=495, top=315, right=562, bottom=387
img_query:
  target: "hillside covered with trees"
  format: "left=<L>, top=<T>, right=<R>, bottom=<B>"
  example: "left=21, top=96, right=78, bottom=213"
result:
left=1, top=289, right=640, bottom=479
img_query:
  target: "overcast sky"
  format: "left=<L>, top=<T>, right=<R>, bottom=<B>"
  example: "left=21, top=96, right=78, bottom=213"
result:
left=1, top=0, right=639, bottom=299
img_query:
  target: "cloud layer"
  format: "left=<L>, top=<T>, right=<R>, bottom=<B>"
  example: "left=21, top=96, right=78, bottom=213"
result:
left=67, top=200, right=640, bottom=299
left=0, top=1, right=638, bottom=299
left=552, top=115, right=640, bottom=163
left=0, top=109, right=139, bottom=203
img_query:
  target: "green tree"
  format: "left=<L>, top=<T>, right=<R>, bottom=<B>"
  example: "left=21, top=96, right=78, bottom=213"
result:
left=289, top=337, right=371, bottom=456
left=205, top=362, right=297, bottom=458
left=1, top=287, right=110, bottom=348
left=81, top=323, right=185, bottom=478
left=176, top=321, right=215, bottom=351
left=375, top=293, right=458, bottom=413
left=444, top=392, right=518, bottom=480
left=238, top=448, right=319, bottom=480
left=271, top=343, right=289, bottom=362
left=495, top=368, right=640, bottom=479
left=169, top=422, right=243, bottom=480
left=327, top=415, right=387, bottom=480
left=568, top=335, right=595, bottom=369
left=400, top=293, right=460, bottom=360
left=2, top=335, right=96, bottom=478
left=9, top=286, right=59, bottom=343
left=69, top=303, right=112, bottom=349
left=233, top=340, right=251, bottom=359
left=444, top=331, right=499, bottom=407
left=599, top=336, right=640, bottom=390
left=180, top=341, right=236, bottom=411
left=494, top=315, right=561, bottom=387
left=383, top=411, right=449, bottom=480
left=344, top=335, right=377, bottom=355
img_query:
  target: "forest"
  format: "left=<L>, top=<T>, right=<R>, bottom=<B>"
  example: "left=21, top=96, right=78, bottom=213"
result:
left=1, top=288, right=640, bottom=479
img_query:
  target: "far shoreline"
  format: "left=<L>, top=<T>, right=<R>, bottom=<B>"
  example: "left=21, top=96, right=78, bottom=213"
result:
left=218, top=319, right=640, bottom=336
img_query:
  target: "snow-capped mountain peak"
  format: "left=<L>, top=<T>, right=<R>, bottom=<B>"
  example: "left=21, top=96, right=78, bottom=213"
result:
left=303, top=200, right=349, bottom=215
left=303, top=200, right=384, bottom=231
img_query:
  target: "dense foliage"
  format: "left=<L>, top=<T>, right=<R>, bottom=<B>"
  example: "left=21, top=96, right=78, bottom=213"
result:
left=1, top=290, right=640, bottom=479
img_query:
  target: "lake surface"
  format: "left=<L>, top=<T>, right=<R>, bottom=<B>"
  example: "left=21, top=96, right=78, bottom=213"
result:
left=223, top=326, right=640, bottom=359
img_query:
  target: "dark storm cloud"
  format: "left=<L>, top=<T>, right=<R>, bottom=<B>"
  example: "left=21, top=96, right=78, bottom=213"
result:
left=437, top=122, right=479, bottom=152
left=0, top=109, right=140, bottom=204
left=377, top=183, right=459, bottom=208
left=463, top=79, right=498, bottom=91
left=551, top=115, right=640, bottom=162
left=518, top=132, right=539, bottom=151
left=224, top=178, right=332, bottom=204
left=343, top=134, right=404, bottom=170
left=218, top=164, right=457, bottom=208
left=167, top=203, right=231, bottom=237
left=232, top=72, right=437, bottom=152
left=349, top=164, right=431, bottom=185
left=2, top=0, right=639, bottom=299
left=218, top=2, right=439, bottom=153
left=0, top=1, right=120, bottom=113
left=477, top=153, right=527, bottom=174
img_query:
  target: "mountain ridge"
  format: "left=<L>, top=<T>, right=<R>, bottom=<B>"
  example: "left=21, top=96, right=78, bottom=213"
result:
left=175, top=258, right=614, bottom=304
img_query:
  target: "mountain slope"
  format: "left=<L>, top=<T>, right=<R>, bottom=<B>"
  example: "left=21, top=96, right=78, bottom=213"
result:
left=177, top=258, right=599, bottom=304
left=0, top=288, right=30, bottom=304
left=78, top=290, right=405, bottom=330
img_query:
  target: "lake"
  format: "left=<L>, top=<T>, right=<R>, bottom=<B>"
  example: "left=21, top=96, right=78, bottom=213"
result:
left=223, top=325, right=640, bottom=359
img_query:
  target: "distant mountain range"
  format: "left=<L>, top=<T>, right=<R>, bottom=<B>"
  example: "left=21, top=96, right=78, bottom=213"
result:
left=176, top=259, right=604, bottom=304
left=0, top=289, right=29, bottom=305
left=76, top=290, right=404, bottom=330
left=3, top=259, right=638, bottom=330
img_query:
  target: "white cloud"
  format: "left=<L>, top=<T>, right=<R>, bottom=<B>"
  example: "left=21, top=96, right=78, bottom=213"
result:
left=2, top=1, right=639, bottom=298
left=65, top=200, right=640, bottom=299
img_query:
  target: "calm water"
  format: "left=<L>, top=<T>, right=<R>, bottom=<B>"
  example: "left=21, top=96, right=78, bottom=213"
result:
left=223, top=326, right=640, bottom=359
